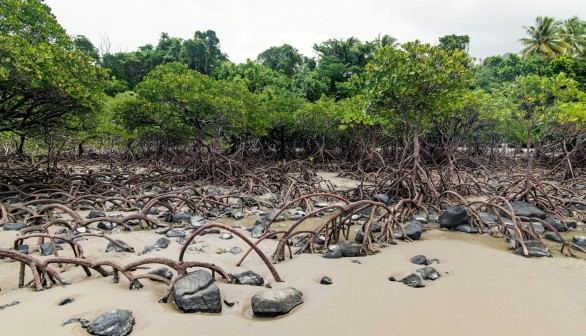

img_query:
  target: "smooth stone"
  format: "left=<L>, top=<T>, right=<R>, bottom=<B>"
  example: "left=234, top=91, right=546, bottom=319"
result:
left=39, top=242, right=62, bottom=256
left=62, top=317, right=90, bottom=327
left=544, top=232, right=565, bottom=243
left=251, top=287, right=303, bottom=317
left=416, top=266, right=441, bottom=280
left=372, top=194, right=390, bottom=205
left=411, top=256, right=441, bottom=265
left=97, top=222, right=116, bottom=230
left=320, top=276, right=333, bottom=285
left=573, top=236, right=586, bottom=248
left=323, top=249, right=343, bottom=259
left=355, top=231, right=364, bottom=243
left=545, top=215, right=568, bottom=232
left=17, top=244, right=29, bottom=254
left=336, top=240, right=362, bottom=257
left=166, top=229, right=185, bottom=238
left=154, top=237, right=170, bottom=249
left=105, top=240, right=130, bottom=253
left=251, top=223, right=267, bottom=239
left=505, top=201, right=546, bottom=219
left=401, top=273, right=425, bottom=288
left=86, top=309, right=134, bottom=336
left=148, top=267, right=174, bottom=280
left=87, top=210, right=106, bottom=219
left=3, top=222, right=27, bottom=231
left=231, top=270, right=264, bottom=286
left=455, top=224, right=479, bottom=234
left=438, top=206, right=468, bottom=229
left=224, top=247, right=243, bottom=254
left=265, top=210, right=285, bottom=222
left=173, top=270, right=222, bottom=313
left=219, top=233, right=233, bottom=240
left=513, top=240, right=551, bottom=258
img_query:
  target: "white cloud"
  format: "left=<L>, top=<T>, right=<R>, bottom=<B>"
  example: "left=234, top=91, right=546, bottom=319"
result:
left=44, top=0, right=586, bottom=62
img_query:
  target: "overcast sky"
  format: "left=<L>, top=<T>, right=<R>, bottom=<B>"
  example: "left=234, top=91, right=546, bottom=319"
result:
left=44, top=0, right=585, bottom=63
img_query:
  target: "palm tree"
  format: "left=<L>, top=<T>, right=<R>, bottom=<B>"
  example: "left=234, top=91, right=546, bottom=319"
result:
left=374, top=34, right=399, bottom=50
left=519, top=16, right=570, bottom=60
left=561, top=16, right=586, bottom=57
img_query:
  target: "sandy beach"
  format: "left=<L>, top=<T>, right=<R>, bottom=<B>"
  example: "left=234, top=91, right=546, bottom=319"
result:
left=1, top=222, right=585, bottom=336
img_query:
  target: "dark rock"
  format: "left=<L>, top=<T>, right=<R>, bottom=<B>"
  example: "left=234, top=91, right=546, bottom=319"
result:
left=566, top=221, right=577, bottom=229
left=3, top=222, right=26, bottom=231
left=223, top=247, right=243, bottom=254
left=336, top=240, right=362, bottom=257
left=62, top=317, right=90, bottom=327
left=409, top=255, right=440, bottom=265
left=219, top=233, right=233, bottom=240
left=201, top=229, right=220, bottom=235
left=231, top=270, right=264, bottom=286
left=573, top=236, right=586, bottom=248
left=86, top=309, right=134, bottom=336
left=505, top=201, right=546, bottom=219
left=39, top=242, right=62, bottom=256
left=478, top=212, right=497, bottom=227
left=323, top=248, right=342, bottom=259
left=526, top=222, right=545, bottom=235
left=372, top=194, right=390, bottom=205
left=319, top=276, right=333, bottom=285
left=265, top=210, right=285, bottom=222
left=148, top=208, right=160, bottom=215
left=362, top=221, right=382, bottom=233
left=513, top=240, right=551, bottom=258
left=17, top=244, right=29, bottom=254
left=97, top=222, right=116, bottom=230
left=251, top=287, right=303, bottom=317
left=416, top=266, right=441, bottom=280
left=401, top=273, right=425, bottom=288
left=148, top=267, right=173, bottom=280
left=388, top=276, right=397, bottom=282
left=350, top=259, right=362, bottom=264
left=167, top=212, right=193, bottom=223
left=544, top=232, right=565, bottom=243
left=394, top=220, right=424, bottom=240
left=154, top=237, right=170, bottom=249
left=355, top=231, right=364, bottom=243
left=173, top=270, right=222, bottom=313
left=166, top=229, right=185, bottom=238
left=87, top=210, right=106, bottom=219
left=314, top=235, right=325, bottom=245
left=105, top=240, right=130, bottom=253
left=545, top=215, right=568, bottom=232
left=455, top=224, right=479, bottom=234
left=58, top=297, right=75, bottom=306
left=251, top=222, right=267, bottom=239
left=438, top=206, right=468, bottom=229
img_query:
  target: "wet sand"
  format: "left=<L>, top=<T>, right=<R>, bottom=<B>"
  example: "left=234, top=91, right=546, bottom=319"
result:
left=1, top=221, right=585, bottom=336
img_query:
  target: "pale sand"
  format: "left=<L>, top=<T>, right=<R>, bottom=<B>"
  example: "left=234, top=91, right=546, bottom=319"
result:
left=1, top=222, right=585, bottom=336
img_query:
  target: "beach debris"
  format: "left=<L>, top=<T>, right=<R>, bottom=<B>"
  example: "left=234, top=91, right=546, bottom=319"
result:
left=58, top=297, right=75, bottom=306
left=0, top=301, right=20, bottom=311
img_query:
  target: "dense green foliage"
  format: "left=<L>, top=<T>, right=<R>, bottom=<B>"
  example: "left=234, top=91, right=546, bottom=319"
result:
left=1, top=0, right=584, bottom=165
